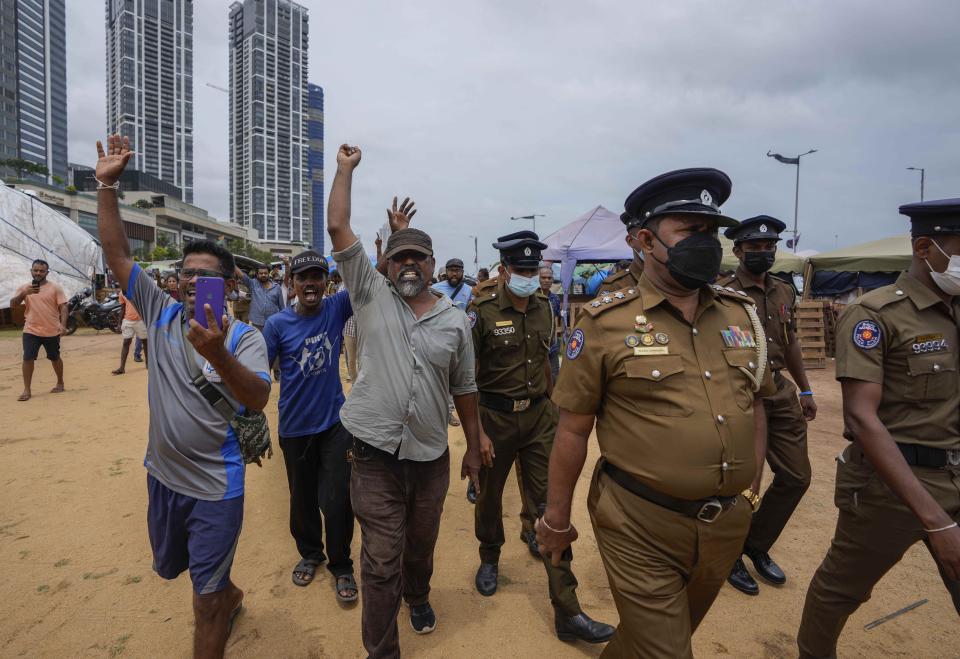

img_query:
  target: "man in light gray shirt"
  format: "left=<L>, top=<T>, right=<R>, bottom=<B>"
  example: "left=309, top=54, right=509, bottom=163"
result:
left=329, top=144, right=488, bottom=659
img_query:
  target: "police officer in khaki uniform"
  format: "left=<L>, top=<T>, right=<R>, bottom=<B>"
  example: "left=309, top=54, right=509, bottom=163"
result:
left=537, top=168, right=776, bottom=658
left=717, top=215, right=817, bottom=595
left=597, top=214, right=645, bottom=295
left=469, top=231, right=615, bottom=644
left=797, top=200, right=960, bottom=658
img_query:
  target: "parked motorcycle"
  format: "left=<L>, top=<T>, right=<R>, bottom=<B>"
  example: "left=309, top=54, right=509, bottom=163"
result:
left=63, top=288, right=122, bottom=335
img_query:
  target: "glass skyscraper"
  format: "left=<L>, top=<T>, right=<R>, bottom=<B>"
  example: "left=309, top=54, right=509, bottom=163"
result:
left=306, top=82, right=323, bottom=254
left=0, top=0, right=68, bottom=185
left=105, top=0, right=194, bottom=202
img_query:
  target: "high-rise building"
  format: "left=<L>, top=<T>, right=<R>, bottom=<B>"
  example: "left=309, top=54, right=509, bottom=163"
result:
left=0, top=0, right=68, bottom=185
left=105, top=0, right=194, bottom=203
left=306, top=82, right=323, bottom=254
left=228, top=0, right=309, bottom=244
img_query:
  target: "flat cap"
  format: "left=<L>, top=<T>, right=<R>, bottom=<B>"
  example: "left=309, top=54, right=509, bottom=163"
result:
left=622, top=167, right=737, bottom=229
left=384, top=228, right=434, bottom=259
left=724, top=215, right=786, bottom=243
left=445, top=258, right=464, bottom=269
left=290, top=249, right=329, bottom=274
left=493, top=230, right=547, bottom=268
left=899, top=198, right=960, bottom=237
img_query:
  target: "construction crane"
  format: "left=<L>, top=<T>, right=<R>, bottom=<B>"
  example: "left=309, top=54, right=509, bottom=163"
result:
left=205, top=82, right=229, bottom=94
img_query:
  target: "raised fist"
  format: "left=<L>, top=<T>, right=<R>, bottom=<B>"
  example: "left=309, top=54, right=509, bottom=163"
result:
left=336, top=144, right=362, bottom=170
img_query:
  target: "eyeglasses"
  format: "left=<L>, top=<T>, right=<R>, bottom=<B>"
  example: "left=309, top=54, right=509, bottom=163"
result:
left=178, top=268, right=229, bottom=280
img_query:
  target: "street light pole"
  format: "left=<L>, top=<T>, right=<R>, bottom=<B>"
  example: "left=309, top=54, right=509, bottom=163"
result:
left=468, top=234, right=478, bottom=275
left=767, top=149, right=817, bottom=253
left=510, top=214, right=545, bottom=234
left=907, top=167, right=925, bottom=201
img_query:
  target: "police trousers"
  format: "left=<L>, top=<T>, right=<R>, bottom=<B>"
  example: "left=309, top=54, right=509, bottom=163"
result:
left=475, top=398, right=581, bottom=617
left=797, top=445, right=960, bottom=658
left=589, top=462, right=752, bottom=659
left=747, top=372, right=811, bottom=552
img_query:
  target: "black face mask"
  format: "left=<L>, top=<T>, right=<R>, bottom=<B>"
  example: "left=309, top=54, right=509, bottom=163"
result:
left=652, top=230, right=723, bottom=290
left=743, top=251, right=776, bottom=275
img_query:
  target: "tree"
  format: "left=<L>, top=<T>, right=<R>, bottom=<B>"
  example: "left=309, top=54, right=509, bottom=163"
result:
left=132, top=199, right=154, bottom=209
left=227, top=238, right=273, bottom=266
left=0, top=158, right=49, bottom=179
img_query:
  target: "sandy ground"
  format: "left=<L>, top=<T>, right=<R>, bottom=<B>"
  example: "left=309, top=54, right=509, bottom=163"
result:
left=0, top=327, right=957, bottom=658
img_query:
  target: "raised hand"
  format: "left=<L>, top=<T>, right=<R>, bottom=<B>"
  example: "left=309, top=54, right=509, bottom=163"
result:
left=95, top=134, right=133, bottom=186
left=336, top=144, right=362, bottom=171
left=387, top=196, right=417, bottom=233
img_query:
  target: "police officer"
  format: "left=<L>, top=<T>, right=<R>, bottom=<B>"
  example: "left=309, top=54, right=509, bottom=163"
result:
left=469, top=231, right=615, bottom=644
left=717, top=215, right=817, bottom=595
left=797, top=200, right=960, bottom=657
left=597, top=213, right=646, bottom=295
left=538, top=168, right=775, bottom=658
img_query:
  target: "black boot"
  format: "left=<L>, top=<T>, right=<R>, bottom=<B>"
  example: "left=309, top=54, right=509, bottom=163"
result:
left=745, top=547, right=786, bottom=585
left=555, top=611, right=615, bottom=644
left=727, top=558, right=760, bottom=595
left=520, top=530, right=541, bottom=558
left=475, top=563, right=498, bottom=596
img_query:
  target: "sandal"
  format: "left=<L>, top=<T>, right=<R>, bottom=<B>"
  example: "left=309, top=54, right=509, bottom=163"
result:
left=227, top=603, right=243, bottom=639
left=18, top=392, right=31, bottom=401
left=292, top=558, right=322, bottom=587
left=336, top=573, right=358, bottom=603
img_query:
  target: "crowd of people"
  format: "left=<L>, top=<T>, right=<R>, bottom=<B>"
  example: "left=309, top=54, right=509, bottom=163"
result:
left=9, top=134, right=959, bottom=659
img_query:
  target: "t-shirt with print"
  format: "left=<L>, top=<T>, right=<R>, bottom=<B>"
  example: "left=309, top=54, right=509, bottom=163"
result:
left=263, top=290, right=353, bottom=438
left=127, top=263, right=271, bottom=501
left=119, top=292, right=142, bottom=322
left=21, top=280, right=67, bottom=337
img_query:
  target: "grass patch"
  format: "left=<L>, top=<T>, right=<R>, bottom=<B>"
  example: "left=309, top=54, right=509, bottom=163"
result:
left=83, top=567, right=118, bottom=580
left=0, top=327, right=24, bottom=340
left=122, top=575, right=141, bottom=585
left=36, top=584, right=49, bottom=593
left=19, top=550, right=29, bottom=559
left=109, top=634, right=131, bottom=657
left=54, top=558, right=70, bottom=567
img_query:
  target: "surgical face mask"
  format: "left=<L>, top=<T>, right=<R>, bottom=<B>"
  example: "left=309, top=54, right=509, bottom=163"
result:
left=506, top=271, right=540, bottom=297
left=651, top=230, right=723, bottom=290
left=926, top=240, right=960, bottom=296
left=743, top=250, right=776, bottom=275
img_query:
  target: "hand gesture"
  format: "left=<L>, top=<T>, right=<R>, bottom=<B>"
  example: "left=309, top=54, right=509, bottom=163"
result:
left=336, top=144, right=362, bottom=171
left=375, top=233, right=383, bottom=249
left=22, top=282, right=40, bottom=296
left=95, top=134, right=133, bottom=186
left=800, top=395, right=817, bottom=421
left=387, top=196, right=417, bottom=233
left=536, top=514, right=579, bottom=567
left=186, top=304, right=229, bottom=363
left=928, top=524, right=960, bottom=581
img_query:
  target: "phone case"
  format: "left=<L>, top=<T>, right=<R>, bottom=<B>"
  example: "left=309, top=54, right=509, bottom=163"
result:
left=194, top=277, right=225, bottom=329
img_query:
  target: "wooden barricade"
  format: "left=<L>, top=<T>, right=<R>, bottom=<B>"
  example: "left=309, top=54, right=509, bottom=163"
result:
left=796, top=301, right=827, bottom=369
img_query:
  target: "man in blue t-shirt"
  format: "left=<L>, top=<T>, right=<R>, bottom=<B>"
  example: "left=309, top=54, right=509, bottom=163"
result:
left=262, top=249, right=357, bottom=602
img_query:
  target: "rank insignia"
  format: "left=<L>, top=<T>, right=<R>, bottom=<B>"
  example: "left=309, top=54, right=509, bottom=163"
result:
left=602, top=296, right=612, bottom=304
left=853, top=320, right=881, bottom=350
left=640, top=333, right=656, bottom=346
left=625, top=335, right=640, bottom=348
left=614, top=292, right=625, bottom=299
left=590, top=301, right=601, bottom=308
left=655, top=332, right=669, bottom=345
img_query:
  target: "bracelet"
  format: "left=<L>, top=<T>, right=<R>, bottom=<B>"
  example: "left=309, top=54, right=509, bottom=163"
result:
left=95, top=176, right=120, bottom=190
left=741, top=488, right=762, bottom=511
left=799, top=391, right=814, bottom=396
left=925, top=522, right=958, bottom=534
left=539, top=516, right=572, bottom=534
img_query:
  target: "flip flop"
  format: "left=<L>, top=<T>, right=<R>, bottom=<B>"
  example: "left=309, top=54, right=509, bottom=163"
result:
left=336, top=574, right=358, bottom=603
left=17, top=392, right=31, bottom=401
left=227, top=603, right=243, bottom=639
left=50, top=385, right=64, bottom=393
left=292, top=558, right=322, bottom=587
left=112, top=369, right=125, bottom=375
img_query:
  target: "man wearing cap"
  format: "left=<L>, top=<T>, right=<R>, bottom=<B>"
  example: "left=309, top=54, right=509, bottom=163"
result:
left=597, top=214, right=646, bottom=296
left=432, top=257, right=472, bottom=430
left=327, top=144, right=486, bottom=658
left=716, top=215, right=816, bottom=596
left=262, top=250, right=358, bottom=602
left=797, top=199, right=960, bottom=658
left=538, top=168, right=775, bottom=657
left=468, top=231, right=615, bottom=644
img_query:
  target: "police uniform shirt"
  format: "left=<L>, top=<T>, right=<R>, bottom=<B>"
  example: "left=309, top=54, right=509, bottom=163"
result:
left=468, top=280, right=553, bottom=399
left=598, top=260, right=644, bottom=296
left=716, top=272, right=796, bottom=371
left=836, top=272, right=960, bottom=450
left=553, top=273, right=776, bottom=501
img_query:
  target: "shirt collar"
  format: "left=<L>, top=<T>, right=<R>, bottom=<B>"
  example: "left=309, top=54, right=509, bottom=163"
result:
left=496, top=279, right=541, bottom=312
left=895, top=272, right=946, bottom=311
left=636, top=273, right=719, bottom=315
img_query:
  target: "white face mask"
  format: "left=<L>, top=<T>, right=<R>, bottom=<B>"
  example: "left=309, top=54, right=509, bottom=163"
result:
left=926, top=240, right=960, bottom=296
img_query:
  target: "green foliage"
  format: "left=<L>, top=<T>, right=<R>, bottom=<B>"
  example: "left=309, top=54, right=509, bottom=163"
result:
left=0, top=157, right=49, bottom=179
left=132, top=199, right=154, bottom=209
left=51, top=175, right=64, bottom=185
left=227, top=238, right=273, bottom=266
left=65, top=185, right=77, bottom=194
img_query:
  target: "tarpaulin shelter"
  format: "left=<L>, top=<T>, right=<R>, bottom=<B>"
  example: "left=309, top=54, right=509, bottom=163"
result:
left=1, top=182, right=104, bottom=308
left=802, top=234, right=912, bottom=298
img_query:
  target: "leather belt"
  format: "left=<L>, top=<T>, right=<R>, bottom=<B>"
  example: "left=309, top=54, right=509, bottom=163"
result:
left=850, top=442, right=960, bottom=469
left=479, top=391, right=545, bottom=413
left=601, top=461, right=738, bottom=524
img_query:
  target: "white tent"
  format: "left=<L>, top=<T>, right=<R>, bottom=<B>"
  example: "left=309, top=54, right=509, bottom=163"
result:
left=1, top=182, right=104, bottom=307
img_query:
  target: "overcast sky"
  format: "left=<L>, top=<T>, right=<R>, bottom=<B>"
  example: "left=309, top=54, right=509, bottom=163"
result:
left=66, top=0, right=960, bottom=269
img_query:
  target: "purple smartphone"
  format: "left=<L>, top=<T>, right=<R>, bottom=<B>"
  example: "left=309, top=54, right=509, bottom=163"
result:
left=194, top=276, right=225, bottom=329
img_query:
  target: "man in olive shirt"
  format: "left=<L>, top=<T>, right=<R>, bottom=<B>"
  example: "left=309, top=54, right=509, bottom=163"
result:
left=538, top=168, right=774, bottom=657
left=717, top=216, right=817, bottom=595
left=597, top=212, right=645, bottom=295
left=797, top=199, right=960, bottom=658
left=469, top=231, right=614, bottom=644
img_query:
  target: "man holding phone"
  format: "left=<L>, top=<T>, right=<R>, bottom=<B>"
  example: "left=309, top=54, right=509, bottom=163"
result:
left=95, top=134, right=271, bottom=659
left=11, top=259, right=67, bottom=401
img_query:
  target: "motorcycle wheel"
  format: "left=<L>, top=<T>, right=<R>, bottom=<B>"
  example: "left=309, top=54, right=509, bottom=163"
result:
left=64, top=316, right=78, bottom=336
left=109, top=309, right=122, bottom=334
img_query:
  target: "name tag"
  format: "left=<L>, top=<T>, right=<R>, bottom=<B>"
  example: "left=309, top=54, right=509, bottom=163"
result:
left=634, top=346, right=669, bottom=356
left=495, top=320, right=513, bottom=327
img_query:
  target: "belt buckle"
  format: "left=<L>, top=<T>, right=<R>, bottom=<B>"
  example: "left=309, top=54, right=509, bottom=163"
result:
left=946, top=449, right=960, bottom=467
left=512, top=398, right=531, bottom=412
left=696, top=499, right=724, bottom=524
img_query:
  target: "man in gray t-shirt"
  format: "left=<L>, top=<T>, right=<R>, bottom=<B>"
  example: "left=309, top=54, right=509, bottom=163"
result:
left=236, top=264, right=285, bottom=329
left=95, top=134, right=271, bottom=658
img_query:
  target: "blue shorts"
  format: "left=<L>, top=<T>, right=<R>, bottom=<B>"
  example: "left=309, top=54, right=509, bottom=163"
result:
left=146, top=474, right=244, bottom=594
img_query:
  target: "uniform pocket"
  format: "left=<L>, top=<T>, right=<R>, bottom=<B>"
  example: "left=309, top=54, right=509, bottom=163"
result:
left=723, top=348, right=760, bottom=411
left=833, top=454, right=877, bottom=513
left=905, top=353, right=956, bottom=401
left=623, top=355, right=692, bottom=417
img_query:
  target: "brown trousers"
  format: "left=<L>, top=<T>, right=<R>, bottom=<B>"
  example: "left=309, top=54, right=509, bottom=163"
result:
left=797, top=445, right=960, bottom=658
left=589, top=462, right=752, bottom=658
left=350, top=440, right=450, bottom=659
left=747, top=373, right=811, bottom=552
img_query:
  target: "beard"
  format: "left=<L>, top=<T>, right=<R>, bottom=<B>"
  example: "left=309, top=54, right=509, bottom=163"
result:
left=395, top=266, right=425, bottom=297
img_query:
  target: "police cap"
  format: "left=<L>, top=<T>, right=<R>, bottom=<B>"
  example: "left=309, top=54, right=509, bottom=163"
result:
left=724, top=215, right=787, bottom=244
left=492, top=230, right=547, bottom=268
left=899, top=198, right=960, bottom=237
left=622, top=167, right=737, bottom=229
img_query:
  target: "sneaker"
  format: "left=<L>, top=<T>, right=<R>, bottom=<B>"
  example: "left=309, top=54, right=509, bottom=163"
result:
left=410, top=602, right=437, bottom=634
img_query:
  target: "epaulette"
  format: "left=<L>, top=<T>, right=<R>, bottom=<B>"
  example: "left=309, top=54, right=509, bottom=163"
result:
left=584, top=287, right=639, bottom=317
left=710, top=284, right=755, bottom=305
left=858, top=284, right=910, bottom=312
left=714, top=273, right=736, bottom=288
left=471, top=291, right=499, bottom=306
left=596, top=270, right=632, bottom=296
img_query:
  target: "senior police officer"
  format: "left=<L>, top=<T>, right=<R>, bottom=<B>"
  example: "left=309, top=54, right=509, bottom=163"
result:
left=538, top=168, right=775, bottom=658
left=797, top=199, right=960, bottom=658
left=597, top=213, right=646, bottom=296
left=717, top=215, right=817, bottom=595
left=469, top=231, right=615, bottom=644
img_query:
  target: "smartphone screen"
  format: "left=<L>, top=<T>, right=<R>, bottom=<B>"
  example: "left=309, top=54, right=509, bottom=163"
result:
left=194, top=277, right=225, bottom=329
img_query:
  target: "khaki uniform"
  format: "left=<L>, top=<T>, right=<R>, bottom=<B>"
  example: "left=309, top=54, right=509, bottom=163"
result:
left=554, top=274, right=775, bottom=657
left=716, top=270, right=810, bottom=552
left=468, top=281, right=581, bottom=616
left=597, top=259, right=643, bottom=296
left=471, top=276, right=498, bottom=297
left=798, top=273, right=960, bottom=658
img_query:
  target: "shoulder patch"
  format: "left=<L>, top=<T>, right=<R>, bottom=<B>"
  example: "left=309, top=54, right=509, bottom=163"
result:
left=566, top=328, right=585, bottom=360
left=852, top=319, right=882, bottom=350
left=584, top=288, right=639, bottom=317
left=467, top=310, right=478, bottom=328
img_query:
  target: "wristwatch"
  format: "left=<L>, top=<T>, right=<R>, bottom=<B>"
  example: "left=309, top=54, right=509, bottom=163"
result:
left=742, top=488, right=762, bottom=511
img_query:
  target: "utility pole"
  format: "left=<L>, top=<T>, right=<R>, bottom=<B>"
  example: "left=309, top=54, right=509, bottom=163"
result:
left=469, top=235, right=478, bottom=275
left=907, top=167, right=925, bottom=201
left=510, top=214, right=545, bottom=234
left=767, top=149, right=817, bottom=253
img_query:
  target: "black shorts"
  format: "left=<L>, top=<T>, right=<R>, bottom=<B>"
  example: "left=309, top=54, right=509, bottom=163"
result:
left=23, top=333, right=61, bottom=361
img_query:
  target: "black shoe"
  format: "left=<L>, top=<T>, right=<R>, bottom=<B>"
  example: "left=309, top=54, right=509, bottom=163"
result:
left=521, top=530, right=541, bottom=558
left=475, top=563, right=498, bottom=596
left=133, top=355, right=143, bottom=363
left=410, top=602, right=437, bottom=634
left=466, top=480, right=477, bottom=504
left=727, top=558, right=760, bottom=596
left=555, top=611, right=615, bottom=644
left=745, top=547, right=786, bottom=585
